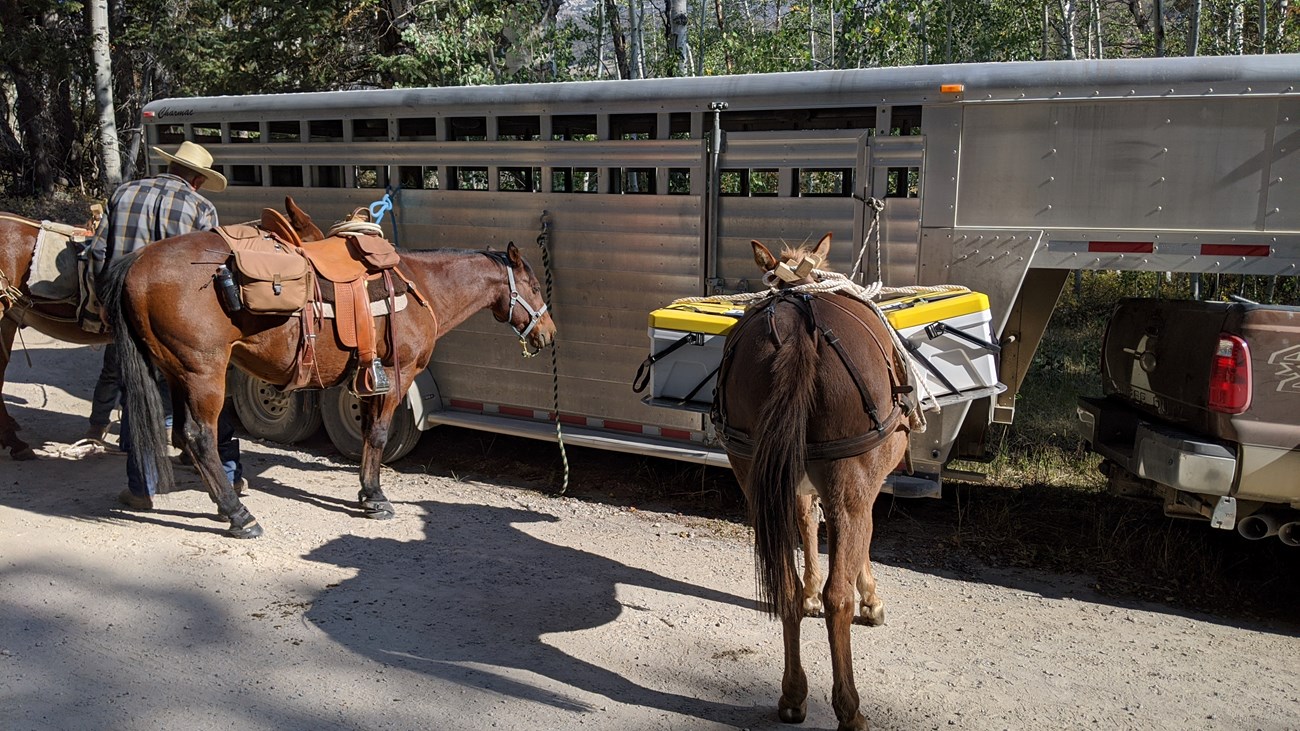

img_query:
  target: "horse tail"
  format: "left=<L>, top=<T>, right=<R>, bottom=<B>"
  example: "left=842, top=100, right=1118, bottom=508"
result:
left=749, top=310, right=819, bottom=619
left=101, top=252, right=174, bottom=491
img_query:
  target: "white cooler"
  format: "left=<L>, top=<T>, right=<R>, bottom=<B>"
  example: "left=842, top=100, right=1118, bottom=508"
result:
left=635, top=301, right=744, bottom=412
left=879, top=291, right=999, bottom=399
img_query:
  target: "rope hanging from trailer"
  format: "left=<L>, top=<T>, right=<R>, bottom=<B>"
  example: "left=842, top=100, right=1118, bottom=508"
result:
left=536, top=210, right=569, bottom=494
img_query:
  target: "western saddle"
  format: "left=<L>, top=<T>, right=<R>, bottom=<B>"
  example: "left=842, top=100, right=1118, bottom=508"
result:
left=217, top=208, right=428, bottom=397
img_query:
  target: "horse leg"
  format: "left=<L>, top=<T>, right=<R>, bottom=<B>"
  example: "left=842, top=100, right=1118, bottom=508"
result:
left=797, top=491, right=824, bottom=616
left=0, top=317, right=35, bottom=460
left=179, top=378, right=262, bottom=538
left=854, top=559, right=885, bottom=627
left=356, top=389, right=398, bottom=519
left=814, top=460, right=874, bottom=731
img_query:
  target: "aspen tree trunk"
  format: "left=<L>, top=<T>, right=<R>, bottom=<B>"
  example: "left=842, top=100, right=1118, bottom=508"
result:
left=90, top=0, right=121, bottom=189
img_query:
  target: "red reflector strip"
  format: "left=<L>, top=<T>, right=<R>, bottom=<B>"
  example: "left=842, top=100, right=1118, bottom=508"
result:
left=558, top=414, right=586, bottom=426
left=498, top=405, right=535, bottom=418
left=661, top=428, right=694, bottom=441
left=1088, top=241, right=1154, bottom=253
left=604, top=420, right=645, bottom=434
left=1200, top=244, right=1270, bottom=257
left=449, top=399, right=483, bottom=411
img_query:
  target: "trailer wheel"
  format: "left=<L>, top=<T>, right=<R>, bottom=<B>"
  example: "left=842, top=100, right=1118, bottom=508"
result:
left=320, top=386, right=422, bottom=463
left=229, top=370, right=322, bottom=444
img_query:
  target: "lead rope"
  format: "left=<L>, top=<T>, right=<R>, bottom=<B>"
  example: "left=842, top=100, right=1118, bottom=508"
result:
left=536, top=211, right=569, bottom=494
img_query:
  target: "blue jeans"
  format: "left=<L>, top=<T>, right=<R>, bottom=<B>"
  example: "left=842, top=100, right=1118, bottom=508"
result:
left=122, top=384, right=242, bottom=498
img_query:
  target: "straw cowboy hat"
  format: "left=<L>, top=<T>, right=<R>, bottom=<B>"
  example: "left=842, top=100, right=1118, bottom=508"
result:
left=151, top=141, right=227, bottom=192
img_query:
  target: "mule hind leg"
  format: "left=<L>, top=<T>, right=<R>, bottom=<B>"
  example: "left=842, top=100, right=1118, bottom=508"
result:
left=797, top=491, right=825, bottom=616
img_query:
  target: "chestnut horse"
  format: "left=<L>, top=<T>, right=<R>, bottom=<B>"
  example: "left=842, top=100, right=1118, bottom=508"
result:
left=0, top=212, right=107, bottom=459
left=102, top=201, right=556, bottom=538
left=714, top=233, right=910, bottom=730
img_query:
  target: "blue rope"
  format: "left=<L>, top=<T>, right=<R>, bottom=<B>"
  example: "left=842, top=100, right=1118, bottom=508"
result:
left=370, top=184, right=401, bottom=246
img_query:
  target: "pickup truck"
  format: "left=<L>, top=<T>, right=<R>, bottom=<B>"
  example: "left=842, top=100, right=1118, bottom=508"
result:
left=1076, top=297, right=1300, bottom=546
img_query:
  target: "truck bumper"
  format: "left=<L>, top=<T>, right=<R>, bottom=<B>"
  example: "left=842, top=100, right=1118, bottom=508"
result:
left=1076, top=396, right=1237, bottom=496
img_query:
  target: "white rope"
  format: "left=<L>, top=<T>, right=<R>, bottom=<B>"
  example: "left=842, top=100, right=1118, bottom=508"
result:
left=328, top=220, right=385, bottom=238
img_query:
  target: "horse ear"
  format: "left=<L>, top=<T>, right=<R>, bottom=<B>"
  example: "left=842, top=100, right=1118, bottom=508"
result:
left=751, top=240, right=778, bottom=272
left=284, top=196, right=312, bottom=227
left=506, top=241, right=522, bottom=267
left=812, top=232, right=832, bottom=260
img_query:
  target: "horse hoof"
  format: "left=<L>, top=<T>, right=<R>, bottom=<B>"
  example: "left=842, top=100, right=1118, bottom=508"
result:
left=802, top=595, right=824, bottom=617
left=12, top=447, right=38, bottom=461
left=836, top=713, right=869, bottom=731
left=361, top=500, right=395, bottom=520
left=856, top=602, right=885, bottom=627
left=227, top=520, right=264, bottom=539
left=778, top=702, right=807, bottom=724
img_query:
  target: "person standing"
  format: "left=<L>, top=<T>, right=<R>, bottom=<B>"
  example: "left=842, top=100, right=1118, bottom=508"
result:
left=90, top=141, right=245, bottom=509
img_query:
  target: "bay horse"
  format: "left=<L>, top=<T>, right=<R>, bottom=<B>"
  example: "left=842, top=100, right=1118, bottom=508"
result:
left=713, top=233, right=911, bottom=730
left=102, top=199, right=556, bottom=538
left=0, top=211, right=107, bottom=460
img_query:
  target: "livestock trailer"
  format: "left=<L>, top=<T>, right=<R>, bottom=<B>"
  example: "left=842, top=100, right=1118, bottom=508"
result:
left=141, top=53, right=1300, bottom=512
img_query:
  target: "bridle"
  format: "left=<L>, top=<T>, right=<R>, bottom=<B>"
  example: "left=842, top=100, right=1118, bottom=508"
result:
left=495, top=258, right=549, bottom=357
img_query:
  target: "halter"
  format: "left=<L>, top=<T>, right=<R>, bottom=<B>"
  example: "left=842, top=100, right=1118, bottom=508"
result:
left=505, top=263, right=549, bottom=354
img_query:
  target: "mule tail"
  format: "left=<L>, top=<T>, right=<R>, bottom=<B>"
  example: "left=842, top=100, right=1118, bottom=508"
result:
left=750, top=314, right=820, bottom=619
left=101, top=252, right=174, bottom=492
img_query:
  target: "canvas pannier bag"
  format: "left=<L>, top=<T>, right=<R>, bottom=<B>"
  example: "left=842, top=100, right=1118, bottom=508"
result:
left=344, top=233, right=401, bottom=271
left=230, top=247, right=312, bottom=314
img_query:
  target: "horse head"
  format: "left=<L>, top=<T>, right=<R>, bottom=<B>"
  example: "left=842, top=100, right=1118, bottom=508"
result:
left=489, top=241, right=556, bottom=354
left=751, top=232, right=833, bottom=288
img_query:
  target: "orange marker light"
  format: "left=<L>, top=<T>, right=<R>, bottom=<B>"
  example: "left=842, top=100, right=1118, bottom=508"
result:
left=940, top=83, right=965, bottom=94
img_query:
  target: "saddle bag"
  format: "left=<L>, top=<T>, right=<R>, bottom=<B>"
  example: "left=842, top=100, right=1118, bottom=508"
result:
left=229, top=246, right=312, bottom=315
left=344, top=233, right=401, bottom=272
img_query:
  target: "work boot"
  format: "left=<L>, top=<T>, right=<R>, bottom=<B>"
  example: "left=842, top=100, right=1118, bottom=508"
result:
left=116, top=489, right=153, bottom=511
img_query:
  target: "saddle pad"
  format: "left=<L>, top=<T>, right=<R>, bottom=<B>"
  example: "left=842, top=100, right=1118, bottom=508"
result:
left=315, top=272, right=408, bottom=305
left=26, top=223, right=89, bottom=303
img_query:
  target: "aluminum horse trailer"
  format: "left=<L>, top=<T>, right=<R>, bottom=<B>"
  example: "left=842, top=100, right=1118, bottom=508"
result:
left=141, top=53, right=1300, bottom=502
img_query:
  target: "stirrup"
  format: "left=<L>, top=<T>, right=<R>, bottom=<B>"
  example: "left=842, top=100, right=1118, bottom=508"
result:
left=352, top=358, right=391, bottom=397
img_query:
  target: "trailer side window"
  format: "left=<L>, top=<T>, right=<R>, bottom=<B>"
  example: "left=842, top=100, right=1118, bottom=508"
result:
left=449, top=166, right=488, bottom=190
left=798, top=169, right=852, bottom=197
left=399, top=166, right=439, bottom=190
left=309, top=120, right=344, bottom=143
left=397, top=117, right=438, bottom=141
left=613, top=168, right=656, bottom=194
left=353, top=118, right=388, bottom=141
left=228, top=121, right=260, bottom=143
left=552, top=115, right=597, bottom=141
left=611, top=113, right=657, bottom=140
left=354, top=166, right=385, bottom=188
left=269, top=166, right=304, bottom=187
left=498, top=116, right=540, bottom=141
left=448, top=117, right=487, bottom=141
left=156, top=124, right=186, bottom=145
left=668, top=168, right=691, bottom=194
left=885, top=167, right=919, bottom=198
left=268, top=121, right=300, bottom=143
left=669, top=113, right=692, bottom=140
left=499, top=167, right=541, bottom=192
left=751, top=169, right=779, bottom=196
left=312, top=165, right=344, bottom=188
left=721, top=107, right=876, bottom=132
left=551, top=168, right=598, bottom=192
left=719, top=169, right=747, bottom=196
left=228, top=165, right=261, bottom=186
left=192, top=123, right=221, bottom=145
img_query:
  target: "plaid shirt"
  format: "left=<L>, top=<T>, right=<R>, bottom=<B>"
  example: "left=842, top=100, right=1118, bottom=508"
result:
left=92, top=173, right=219, bottom=265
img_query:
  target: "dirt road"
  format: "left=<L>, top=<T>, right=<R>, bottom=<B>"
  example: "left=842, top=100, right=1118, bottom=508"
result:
left=2, top=334, right=1297, bottom=730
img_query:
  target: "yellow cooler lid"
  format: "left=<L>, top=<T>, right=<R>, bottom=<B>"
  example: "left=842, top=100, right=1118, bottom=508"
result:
left=881, top=291, right=989, bottom=330
left=649, top=301, right=746, bottom=334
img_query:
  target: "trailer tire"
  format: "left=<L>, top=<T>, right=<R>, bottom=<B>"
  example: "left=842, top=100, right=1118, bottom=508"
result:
left=320, top=386, right=422, bottom=463
left=229, top=370, right=322, bottom=444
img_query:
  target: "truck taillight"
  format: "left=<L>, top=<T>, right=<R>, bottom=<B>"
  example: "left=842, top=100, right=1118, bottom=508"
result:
left=1208, top=334, right=1251, bottom=414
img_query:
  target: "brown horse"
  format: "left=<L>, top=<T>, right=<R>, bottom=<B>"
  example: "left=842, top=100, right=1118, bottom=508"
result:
left=0, top=212, right=108, bottom=459
left=102, top=200, right=556, bottom=538
left=714, top=233, right=911, bottom=730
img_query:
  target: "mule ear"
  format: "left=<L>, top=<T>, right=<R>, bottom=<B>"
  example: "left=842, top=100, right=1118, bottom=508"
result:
left=812, top=232, right=832, bottom=261
left=506, top=241, right=522, bottom=267
left=751, top=240, right=778, bottom=272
